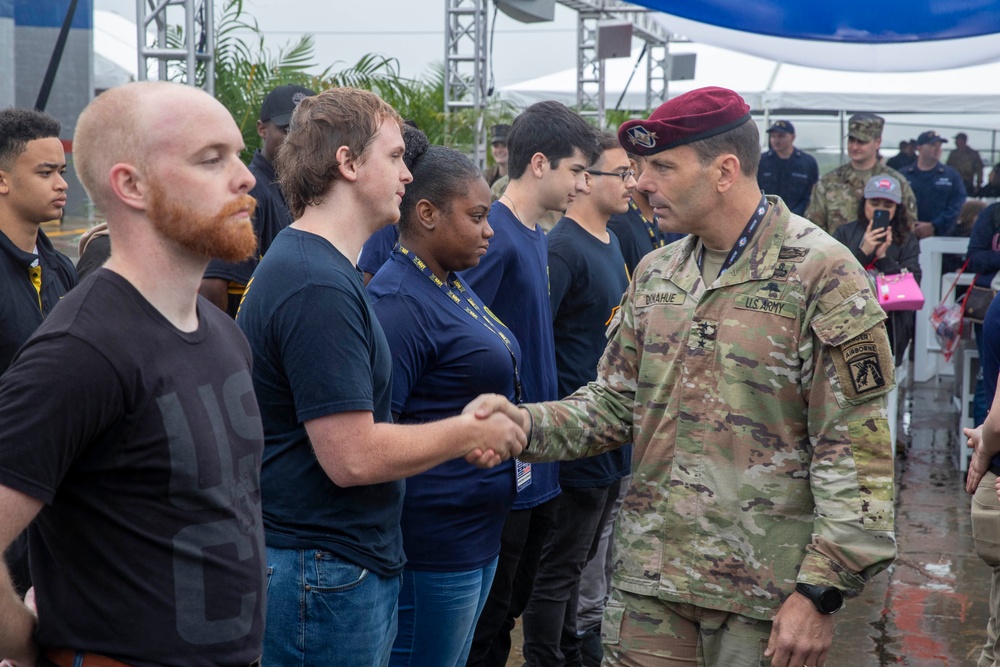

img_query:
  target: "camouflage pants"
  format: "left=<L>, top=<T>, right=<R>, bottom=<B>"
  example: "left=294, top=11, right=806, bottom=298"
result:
left=601, top=589, right=772, bottom=666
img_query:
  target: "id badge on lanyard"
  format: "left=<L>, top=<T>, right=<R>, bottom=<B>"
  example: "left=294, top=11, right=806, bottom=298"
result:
left=515, top=459, right=532, bottom=492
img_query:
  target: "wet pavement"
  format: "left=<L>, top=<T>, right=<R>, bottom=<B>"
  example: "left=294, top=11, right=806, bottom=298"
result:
left=508, top=376, right=991, bottom=666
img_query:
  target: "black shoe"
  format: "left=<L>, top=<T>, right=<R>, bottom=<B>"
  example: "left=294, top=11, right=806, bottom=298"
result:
left=580, top=626, right=603, bottom=667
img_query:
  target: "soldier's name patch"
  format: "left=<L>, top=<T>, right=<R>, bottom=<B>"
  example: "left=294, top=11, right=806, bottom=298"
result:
left=637, top=291, right=685, bottom=307
left=735, top=296, right=795, bottom=318
left=777, top=247, right=810, bottom=262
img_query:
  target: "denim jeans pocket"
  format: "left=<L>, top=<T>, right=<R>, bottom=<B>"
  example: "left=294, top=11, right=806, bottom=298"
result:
left=310, top=551, right=370, bottom=592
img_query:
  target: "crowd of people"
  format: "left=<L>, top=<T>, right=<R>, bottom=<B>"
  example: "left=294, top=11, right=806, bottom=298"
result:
left=1, top=72, right=1000, bottom=667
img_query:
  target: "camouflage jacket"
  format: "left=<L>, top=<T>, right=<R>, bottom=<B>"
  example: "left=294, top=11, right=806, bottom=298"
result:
left=805, top=162, right=917, bottom=235
left=521, top=197, right=897, bottom=620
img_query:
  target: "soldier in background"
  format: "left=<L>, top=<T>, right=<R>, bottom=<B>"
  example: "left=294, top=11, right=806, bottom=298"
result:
left=471, top=87, right=897, bottom=667
left=947, top=132, right=984, bottom=195
left=805, top=112, right=916, bottom=235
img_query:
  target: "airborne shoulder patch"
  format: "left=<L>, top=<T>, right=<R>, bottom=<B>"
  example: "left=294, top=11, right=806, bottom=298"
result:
left=829, top=330, right=894, bottom=404
left=778, top=247, right=810, bottom=263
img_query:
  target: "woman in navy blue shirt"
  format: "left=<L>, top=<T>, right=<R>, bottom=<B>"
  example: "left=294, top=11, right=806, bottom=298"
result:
left=368, top=141, right=521, bottom=667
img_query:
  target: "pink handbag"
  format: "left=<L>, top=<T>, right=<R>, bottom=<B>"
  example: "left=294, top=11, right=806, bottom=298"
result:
left=876, top=270, right=924, bottom=311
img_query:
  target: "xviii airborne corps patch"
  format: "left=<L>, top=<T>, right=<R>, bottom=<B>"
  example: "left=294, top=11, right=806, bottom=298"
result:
left=841, top=333, right=886, bottom=394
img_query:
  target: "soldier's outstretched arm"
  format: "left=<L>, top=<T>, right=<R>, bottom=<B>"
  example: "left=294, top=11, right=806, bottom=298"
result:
left=520, top=289, right=639, bottom=462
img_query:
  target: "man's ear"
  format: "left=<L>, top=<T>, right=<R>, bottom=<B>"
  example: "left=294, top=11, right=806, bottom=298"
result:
left=714, top=154, right=741, bottom=193
left=257, top=120, right=267, bottom=140
left=529, top=152, right=548, bottom=179
left=108, top=163, right=148, bottom=212
left=337, top=145, right=359, bottom=183
left=0, top=168, right=10, bottom=196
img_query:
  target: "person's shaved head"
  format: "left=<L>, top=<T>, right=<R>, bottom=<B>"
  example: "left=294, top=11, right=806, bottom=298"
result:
left=74, top=82, right=227, bottom=212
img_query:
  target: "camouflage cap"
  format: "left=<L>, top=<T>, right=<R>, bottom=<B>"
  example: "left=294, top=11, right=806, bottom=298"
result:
left=848, top=113, right=885, bottom=142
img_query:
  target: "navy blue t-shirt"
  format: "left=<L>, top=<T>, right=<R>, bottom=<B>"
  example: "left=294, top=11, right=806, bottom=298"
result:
left=358, top=223, right=399, bottom=278
left=368, top=250, right=520, bottom=570
left=548, top=218, right=633, bottom=487
left=460, top=200, right=560, bottom=509
left=237, top=228, right=403, bottom=576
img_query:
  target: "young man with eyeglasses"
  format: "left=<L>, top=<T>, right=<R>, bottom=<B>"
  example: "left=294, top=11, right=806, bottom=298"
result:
left=519, top=132, right=635, bottom=666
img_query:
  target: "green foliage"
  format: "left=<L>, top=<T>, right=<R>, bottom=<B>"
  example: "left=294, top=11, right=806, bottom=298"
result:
left=167, top=0, right=520, bottom=164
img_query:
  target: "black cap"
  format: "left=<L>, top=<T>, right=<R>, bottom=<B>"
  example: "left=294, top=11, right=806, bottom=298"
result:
left=260, top=84, right=317, bottom=127
left=917, top=130, right=947, bottom=146
left=767, top=120, right=795, bottom=134
left=491, top=124, right=510, bottom=145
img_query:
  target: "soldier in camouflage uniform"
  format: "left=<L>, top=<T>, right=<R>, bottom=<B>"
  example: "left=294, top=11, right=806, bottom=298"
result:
left=805, top=113, right=917, bottom=235
left=469, top=88, right=897, bottom=667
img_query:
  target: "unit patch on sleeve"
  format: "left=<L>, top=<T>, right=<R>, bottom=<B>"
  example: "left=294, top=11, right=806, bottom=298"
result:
left=829, top=331, right=892, bottom=401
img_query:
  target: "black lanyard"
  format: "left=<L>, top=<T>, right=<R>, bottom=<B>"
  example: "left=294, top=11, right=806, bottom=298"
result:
left=629, top=199, right=663, bottom=249
left=696, top=195, right=768, bottom=277
left=397, top=245, right=523, bottom=404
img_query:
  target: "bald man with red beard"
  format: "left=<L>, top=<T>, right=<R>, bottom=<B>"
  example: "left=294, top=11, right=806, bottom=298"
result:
left=0, top=81, right=268, bottom=667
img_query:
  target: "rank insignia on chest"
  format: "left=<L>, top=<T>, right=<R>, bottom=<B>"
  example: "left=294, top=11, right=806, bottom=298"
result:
left=687, top=319, right=718, bottom=351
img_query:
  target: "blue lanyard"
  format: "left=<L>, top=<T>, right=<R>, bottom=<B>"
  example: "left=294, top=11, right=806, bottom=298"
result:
left=696, top=195, right=768, bottom=277
left=397, top=245, right=523, bottom=404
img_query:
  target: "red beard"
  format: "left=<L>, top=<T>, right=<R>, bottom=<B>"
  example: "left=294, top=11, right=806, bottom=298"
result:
left=148, top=184, right=259, bottom=263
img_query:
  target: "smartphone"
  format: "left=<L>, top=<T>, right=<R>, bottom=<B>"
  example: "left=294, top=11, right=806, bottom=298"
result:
left=872, top=208, right=891, bottom=231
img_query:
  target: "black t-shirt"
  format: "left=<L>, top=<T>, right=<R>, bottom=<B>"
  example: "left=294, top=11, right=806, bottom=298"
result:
left=0, top=270, right=266, bottom=667
left=547, top=217, right=632, bottom=487
left=236, top=229, right=404, bottom=576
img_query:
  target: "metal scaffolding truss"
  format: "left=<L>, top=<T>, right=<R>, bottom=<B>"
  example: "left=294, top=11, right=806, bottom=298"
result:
left=443, top=0, right=674, bottom=161
left=444, top=0, right=490, bottom=168
left=564, top=0, right=672, bottom=126
left=136, top=0, right=215, bottom=94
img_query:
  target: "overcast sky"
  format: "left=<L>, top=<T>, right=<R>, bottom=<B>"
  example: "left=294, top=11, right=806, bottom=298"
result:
left=96, top=0, right=586, bottom=89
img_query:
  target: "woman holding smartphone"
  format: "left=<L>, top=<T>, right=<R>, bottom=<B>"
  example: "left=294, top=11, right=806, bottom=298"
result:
left=832, top=174, right=921, bottom=366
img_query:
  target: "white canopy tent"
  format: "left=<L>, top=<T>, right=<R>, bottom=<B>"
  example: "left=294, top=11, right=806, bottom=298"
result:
left=500, top=41, right=1000, bottom=115
left=500, top=41, right=1000, bottom=161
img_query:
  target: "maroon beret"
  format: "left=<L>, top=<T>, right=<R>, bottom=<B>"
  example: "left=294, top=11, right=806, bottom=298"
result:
left=618, top=87, right=752, bottom=157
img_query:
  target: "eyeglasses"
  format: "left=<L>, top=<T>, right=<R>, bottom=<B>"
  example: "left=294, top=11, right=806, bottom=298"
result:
left=586, top=169, right=635, bottom=182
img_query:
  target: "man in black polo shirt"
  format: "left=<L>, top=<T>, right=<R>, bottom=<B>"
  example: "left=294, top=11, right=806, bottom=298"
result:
left=0, top=108, right=78, bottom=596
left=200, top=84, right=315, bottom=316
left=0, top=107, right=77, bottom=373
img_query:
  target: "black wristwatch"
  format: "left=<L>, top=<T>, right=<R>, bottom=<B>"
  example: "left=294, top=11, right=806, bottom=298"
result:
left=795, top=582, right=844, bottom=614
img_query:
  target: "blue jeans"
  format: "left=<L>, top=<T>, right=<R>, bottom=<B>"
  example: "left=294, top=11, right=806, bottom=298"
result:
left=391, top=559, right=498, bottom=667
left=263, top=546, right=400, bottom=667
